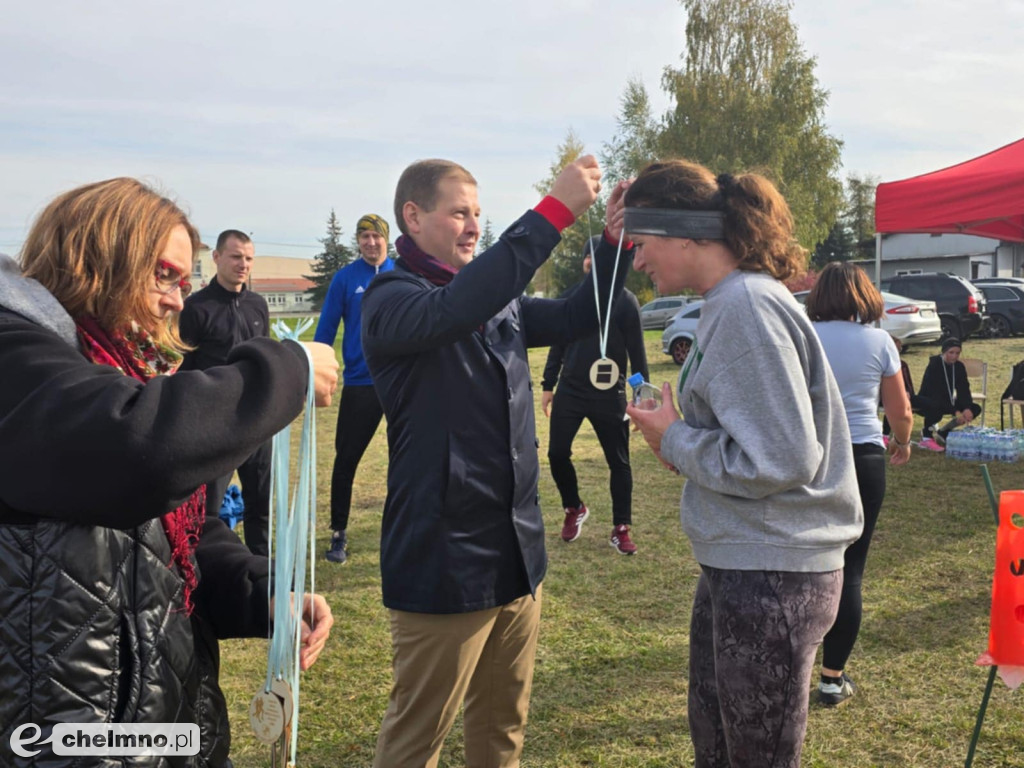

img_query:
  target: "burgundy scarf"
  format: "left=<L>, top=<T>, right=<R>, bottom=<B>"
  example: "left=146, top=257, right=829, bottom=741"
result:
left=75, top=316, right=205, bottom=613
left=395, top=234, right=457, bottom=286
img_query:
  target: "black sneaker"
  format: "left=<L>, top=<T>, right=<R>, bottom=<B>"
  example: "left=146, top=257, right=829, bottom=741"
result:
left=818, top=673, right=855, bottom=706
left=325, top=531, right=348, bottom=564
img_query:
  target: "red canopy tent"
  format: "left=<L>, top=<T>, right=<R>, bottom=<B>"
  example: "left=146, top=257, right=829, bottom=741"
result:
left=875, top=138, right=1024, bottom=240
left=873, top=138, right=1024, bottom=279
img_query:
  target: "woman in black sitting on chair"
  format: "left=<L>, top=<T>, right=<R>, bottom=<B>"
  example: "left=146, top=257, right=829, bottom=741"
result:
left=916, top=337, right=983, bottom=449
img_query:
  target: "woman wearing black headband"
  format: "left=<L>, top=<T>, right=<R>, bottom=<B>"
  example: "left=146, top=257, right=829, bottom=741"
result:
left=625, top=159, right=861, bottom=768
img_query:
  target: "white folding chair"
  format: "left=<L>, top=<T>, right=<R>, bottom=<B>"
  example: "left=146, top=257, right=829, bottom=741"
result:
left=961, top=358, right=988, bottom=427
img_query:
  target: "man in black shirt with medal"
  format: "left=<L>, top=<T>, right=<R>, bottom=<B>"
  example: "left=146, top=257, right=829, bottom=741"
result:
left=542, top=236, right=648, bottom=554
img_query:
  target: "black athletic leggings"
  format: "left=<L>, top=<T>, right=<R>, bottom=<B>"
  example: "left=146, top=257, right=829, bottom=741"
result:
left=547, top=391, right=632, bottom=526
left=207, top=440, right=272, bottom=557
left=330, top=384, right=384, bottom=532
left=821, top=442, right=887, bottom=672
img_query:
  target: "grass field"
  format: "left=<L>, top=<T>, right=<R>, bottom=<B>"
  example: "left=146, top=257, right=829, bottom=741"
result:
left=220, top=331, right=1024, bottom=768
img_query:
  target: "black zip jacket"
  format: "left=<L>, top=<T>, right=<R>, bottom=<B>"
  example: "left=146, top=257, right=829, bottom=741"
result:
left=179, top=277, right=269, bottom=371
left=541, top=286, right=648, bottom=401
left=918, top=354, right=974, bottom=412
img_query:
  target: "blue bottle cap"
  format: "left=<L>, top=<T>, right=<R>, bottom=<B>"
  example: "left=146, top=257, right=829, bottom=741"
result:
left=627, top=372, right=645, bottom=387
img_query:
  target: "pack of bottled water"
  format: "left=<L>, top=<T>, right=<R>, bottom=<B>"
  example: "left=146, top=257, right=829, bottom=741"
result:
left=944, top=427, right=1022, bottom=463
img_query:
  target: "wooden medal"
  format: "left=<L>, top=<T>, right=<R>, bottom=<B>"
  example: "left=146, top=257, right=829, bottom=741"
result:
left=589, top=358, right=620, bottom=391
left=249, top=689, right=285, bottom=745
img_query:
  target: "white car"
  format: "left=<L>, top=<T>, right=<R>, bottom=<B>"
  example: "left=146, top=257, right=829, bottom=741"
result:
left=662, top=291, right=942, bottom=366
left=661, top=301, right=704, bottom=364
left=793, top=290, right=942, bottom=347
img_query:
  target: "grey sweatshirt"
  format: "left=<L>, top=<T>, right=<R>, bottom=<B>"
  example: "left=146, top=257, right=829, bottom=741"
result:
left=660, top=270, right=862, bottom=572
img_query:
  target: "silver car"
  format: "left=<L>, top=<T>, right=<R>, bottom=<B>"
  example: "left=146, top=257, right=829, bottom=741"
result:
left=640, top=296, right=692, bottom=330
left=661, top=301, right=704, bottom=364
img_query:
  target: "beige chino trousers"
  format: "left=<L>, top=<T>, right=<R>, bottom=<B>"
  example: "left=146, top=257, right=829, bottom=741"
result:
left=372, top=585, right=543, bottom=768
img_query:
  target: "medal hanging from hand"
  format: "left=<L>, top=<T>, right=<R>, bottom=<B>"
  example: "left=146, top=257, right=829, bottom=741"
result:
left=587, top=221, right=627, bottom=390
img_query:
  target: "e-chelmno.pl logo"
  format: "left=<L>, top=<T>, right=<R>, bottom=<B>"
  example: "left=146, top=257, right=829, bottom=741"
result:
left=9, top=723, right=200, bottom=758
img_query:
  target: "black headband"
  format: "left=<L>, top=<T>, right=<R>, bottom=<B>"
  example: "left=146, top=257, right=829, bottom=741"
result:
left=624, top=207, right=726, bottom=240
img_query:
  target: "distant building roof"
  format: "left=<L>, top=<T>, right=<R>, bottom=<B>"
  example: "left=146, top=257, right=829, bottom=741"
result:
left=251, top=277, right=315, bottom=292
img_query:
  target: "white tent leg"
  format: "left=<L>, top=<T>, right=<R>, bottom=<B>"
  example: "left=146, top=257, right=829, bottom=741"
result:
left=875, top=233, right=882, bottom=286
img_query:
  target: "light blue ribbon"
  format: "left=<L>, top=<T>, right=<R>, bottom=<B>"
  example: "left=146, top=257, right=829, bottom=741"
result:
left=267, top=318, right=317, bottom=764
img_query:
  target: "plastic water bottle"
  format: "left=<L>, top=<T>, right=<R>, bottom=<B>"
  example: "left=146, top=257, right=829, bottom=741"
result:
left=965, top=429, right=979, bottom=461
left=945, top=430, right=961, bottom=460
left=1001, top=433, right=1017, bottom=463
left=981, top=429, right=995, bottom=462
left=628, top=372, right=662, bottom=411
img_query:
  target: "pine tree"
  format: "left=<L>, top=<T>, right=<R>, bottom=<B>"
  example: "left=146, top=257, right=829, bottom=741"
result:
left=538, top=129, right=655, bottom=299
left=843, top=173, right=880, bottom=262
left=533, top=129, right=608, bottom=296
left=811, top=222, right=855, bottom=268
left=304, top=210, right=354, bottom=311
left=601, top=77, right=660, bottom=188
left=478, top=218, right=496, bottom=253
left=811, top=173, right=880, bottom=268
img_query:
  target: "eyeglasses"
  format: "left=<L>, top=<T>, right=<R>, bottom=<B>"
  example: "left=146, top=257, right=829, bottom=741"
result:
left=154, top=260, right=193, bottom=297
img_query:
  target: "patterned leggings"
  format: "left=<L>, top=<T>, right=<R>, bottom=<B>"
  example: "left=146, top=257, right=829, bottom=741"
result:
left=688, top=566, right=842, bottom=768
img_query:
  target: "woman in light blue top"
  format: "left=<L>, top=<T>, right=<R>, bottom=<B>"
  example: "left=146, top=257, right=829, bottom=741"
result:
left=806, top=261, right=913, bottom=706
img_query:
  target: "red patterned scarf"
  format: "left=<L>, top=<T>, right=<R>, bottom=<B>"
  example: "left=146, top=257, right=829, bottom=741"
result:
left=395, top=234, right=457, bottom=286
left=75, top=315, right=205, bottom=613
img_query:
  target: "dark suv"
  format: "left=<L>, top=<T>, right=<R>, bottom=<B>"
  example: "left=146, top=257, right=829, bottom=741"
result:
left=880, top=273, right=987, bottom=341
left=978, top=283, right=1024, bottom=337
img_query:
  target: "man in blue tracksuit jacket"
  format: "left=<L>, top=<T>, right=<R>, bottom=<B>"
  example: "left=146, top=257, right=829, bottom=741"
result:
left=313, top=214, right=393, bottom=563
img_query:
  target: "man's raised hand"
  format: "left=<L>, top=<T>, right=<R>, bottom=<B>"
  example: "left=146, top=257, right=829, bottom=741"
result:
left=548, top=155, right=602, bottom=219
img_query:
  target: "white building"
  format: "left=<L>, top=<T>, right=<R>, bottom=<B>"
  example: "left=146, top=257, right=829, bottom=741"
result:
left=862, top=233, right=1024, bottom=280
left=250, top=277, right=316, bottom=314
left=190, top=248, right=317, bottom=315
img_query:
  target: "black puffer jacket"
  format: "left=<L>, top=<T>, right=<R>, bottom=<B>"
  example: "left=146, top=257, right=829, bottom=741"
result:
left=0, top=255, right=308, bottom=767
left=2, top=520, right=200, bottom=768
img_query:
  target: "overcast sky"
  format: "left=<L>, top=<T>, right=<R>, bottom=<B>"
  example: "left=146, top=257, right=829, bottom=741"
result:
left=2, top=0, right=1022, bottom=258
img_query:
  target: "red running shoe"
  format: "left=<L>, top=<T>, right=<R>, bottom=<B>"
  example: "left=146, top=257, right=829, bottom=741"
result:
left=610, top=524, right=637, bottom=555
left=561, top=504, right=589, bottom=542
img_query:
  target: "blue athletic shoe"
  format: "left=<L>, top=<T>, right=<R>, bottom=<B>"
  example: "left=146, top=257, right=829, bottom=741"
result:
left=325, top=531, right=348, bottom=564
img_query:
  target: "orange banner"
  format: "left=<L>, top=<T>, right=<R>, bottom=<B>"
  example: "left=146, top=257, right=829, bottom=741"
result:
left=986, top=491, right=1024, bottom=666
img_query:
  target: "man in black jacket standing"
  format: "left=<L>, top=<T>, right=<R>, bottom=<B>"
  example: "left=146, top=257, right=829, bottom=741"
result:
left=180, top=229, right=272, bottom=555
left=542, top=236, right=648, bottom=554
left=362, top=156, right=632, bottom=767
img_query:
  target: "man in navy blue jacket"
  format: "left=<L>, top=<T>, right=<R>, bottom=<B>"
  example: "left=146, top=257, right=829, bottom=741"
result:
left=362, top=156, right=632, bottom=767
left=313, top=214, right=394, bottom=563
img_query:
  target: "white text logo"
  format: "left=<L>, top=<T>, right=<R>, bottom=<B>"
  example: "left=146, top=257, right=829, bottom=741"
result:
left=10, top=723, right=199, bottom=757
